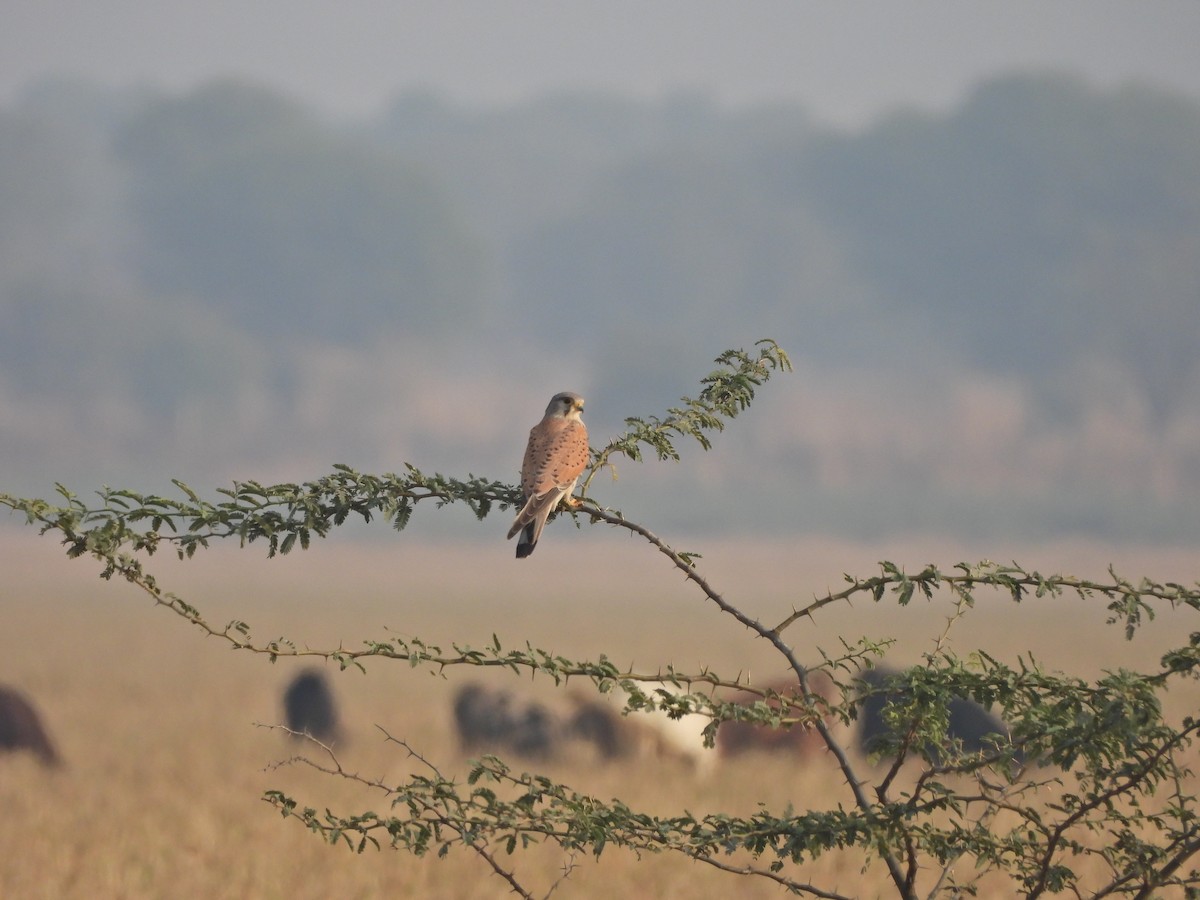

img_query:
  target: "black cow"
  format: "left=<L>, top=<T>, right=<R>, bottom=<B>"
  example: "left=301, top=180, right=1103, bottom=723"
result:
left=453, top=683, right=559, bottom=760
left=855, top=666, right=1020, bottom=765
left=0, top=685, right=61, bottom=767
left=283, top=669, right=340, bottom=744
left=566, top=696, right=626, bottom=760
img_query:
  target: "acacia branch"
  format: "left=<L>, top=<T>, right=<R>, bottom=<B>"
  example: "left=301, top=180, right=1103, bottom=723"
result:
left=263, top=727, right=541, bottom=898
left=5, top=337, right=1200, bottom=898
left=579, top=339, right=792, bottom=497
left=1026, top=717, right=1200, bottom=899
left=264, top=727, right=928, bottom=897
left=776, top=562, right=1198, bottom=639
left=581, top=500, right=911, bottom=894
left=690, top=855, right=855, bottom=899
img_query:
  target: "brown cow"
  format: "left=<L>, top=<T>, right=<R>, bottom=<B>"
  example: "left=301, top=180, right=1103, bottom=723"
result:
left=0, top=685, right=61, bottom=767
left=715, top=672, right=837, bottom=760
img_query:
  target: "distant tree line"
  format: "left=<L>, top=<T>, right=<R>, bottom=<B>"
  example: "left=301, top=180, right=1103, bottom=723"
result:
left=1, top=73, right=1198, bottom=534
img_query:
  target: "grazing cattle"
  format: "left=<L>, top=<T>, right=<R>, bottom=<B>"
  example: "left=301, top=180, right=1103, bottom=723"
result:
left=452, top=682, right=718, bottom=772
left=453, top=683, right=559, bottom=760
left=715, top=671, right=837, bottom=759
left=283, top=669, right=341, bottom=745
left=855, top=666, right=1019, bottom=765
left=0, top=685, right=61, bottom=767
left=568, top=686, right=719, bottom=772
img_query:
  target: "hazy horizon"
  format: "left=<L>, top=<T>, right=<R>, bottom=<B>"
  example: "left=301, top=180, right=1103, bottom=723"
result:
left=2, top=6, right=1199, bottom=548
left=5, top=2, right=1200, bottom=129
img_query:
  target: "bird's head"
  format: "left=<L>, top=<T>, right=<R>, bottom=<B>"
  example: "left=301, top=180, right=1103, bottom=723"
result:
left=546, top=392, right=585, bottom=419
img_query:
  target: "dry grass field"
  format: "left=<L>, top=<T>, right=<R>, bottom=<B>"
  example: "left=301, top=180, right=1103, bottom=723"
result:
left=2, top=525, right=1198, bottom=898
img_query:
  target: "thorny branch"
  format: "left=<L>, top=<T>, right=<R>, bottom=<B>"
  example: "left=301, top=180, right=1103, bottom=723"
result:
left=4, top=340, right=1200, bottom=898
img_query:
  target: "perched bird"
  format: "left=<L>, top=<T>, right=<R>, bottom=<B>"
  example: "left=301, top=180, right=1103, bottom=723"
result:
left=507, top=392, right=589, bottom=558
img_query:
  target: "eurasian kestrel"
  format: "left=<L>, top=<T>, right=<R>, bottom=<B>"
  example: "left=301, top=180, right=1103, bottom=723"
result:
left=507, top=392, right=589, bottom=558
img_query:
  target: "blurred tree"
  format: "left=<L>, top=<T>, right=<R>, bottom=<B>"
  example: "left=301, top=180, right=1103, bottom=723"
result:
left=115, top=80, right=485, bottom=341
left=2, top=73, right=1198, bottom=533
left=801, top=73, right=1200, bottom=419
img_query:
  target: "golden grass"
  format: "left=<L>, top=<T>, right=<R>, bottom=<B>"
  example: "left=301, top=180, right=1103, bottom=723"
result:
left=2, top=527, right=1198, bottom=898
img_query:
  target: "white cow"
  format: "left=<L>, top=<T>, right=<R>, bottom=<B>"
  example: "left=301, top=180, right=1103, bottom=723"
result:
left=607, top=680, right=718, bottom=777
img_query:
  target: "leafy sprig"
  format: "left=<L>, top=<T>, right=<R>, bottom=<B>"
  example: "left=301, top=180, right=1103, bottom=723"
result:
left=580, top=339, right=791, bottom=493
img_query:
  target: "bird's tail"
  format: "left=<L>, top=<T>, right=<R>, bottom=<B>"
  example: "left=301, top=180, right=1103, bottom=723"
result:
left=515, top=523, right=537, bottom=558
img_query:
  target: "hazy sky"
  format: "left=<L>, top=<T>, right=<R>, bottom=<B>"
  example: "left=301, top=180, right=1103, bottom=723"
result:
left=5, top=1, right=1200, bottom=127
